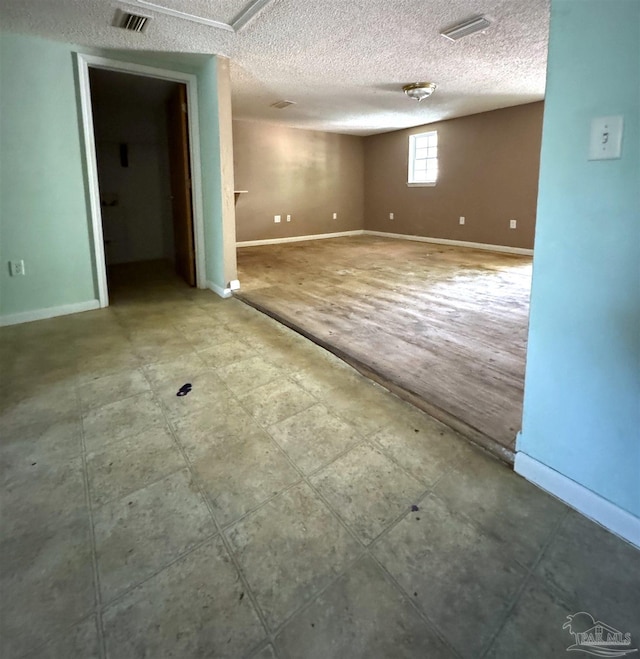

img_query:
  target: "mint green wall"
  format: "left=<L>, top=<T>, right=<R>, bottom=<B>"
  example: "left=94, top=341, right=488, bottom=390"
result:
left=0, top=33, right=97, bottom=315
left=0, top=32, right=226, bottom=318
left=519, top=0, right=640, bottom=517
left=196, top=57, right=225, bottom=287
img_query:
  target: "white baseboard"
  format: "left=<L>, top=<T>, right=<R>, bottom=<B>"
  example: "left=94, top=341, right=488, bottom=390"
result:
left=0, top=299, right=101, bottom=327
left=515, top=452, right=640, bottom=549
left=206, top=280, right=233, bottom=298
left=237, top=229, right=365, bottom=248
left=363, top=230, right=534, bottom=256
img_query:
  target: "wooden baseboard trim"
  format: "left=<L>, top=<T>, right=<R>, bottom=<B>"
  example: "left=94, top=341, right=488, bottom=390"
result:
left=237, top=230, right=365, bottom=248
left=0, top=299, right=101, bottom=327
left=515, top=452, right=640, bottom=548
left=235, top=291, right=515, bottom=466
left=363, top=230, right=534, bottom=256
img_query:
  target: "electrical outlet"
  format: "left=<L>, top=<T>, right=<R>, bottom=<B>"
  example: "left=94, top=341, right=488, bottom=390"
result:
left=10, top=260, right=25, bottom=276
left=286, top=214, right=291, bottom=222
left=274, top=215, right=281, bottom=223
left=509, top=219, right=517, bottom=229
left=459, top=216, right=465, bottom=225
left=332, top=212, right=337, bottom=220
left=389, top=212, right=394, bottom=220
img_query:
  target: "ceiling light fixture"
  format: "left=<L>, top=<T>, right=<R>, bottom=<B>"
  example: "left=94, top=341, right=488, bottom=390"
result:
left=440, top=15, right=491, bottom=41
left=402, top=82, right=437, bottom=102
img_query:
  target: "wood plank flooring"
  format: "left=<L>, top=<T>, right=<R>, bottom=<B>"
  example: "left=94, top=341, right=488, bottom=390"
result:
left=236, top=235, right=532, bottom=460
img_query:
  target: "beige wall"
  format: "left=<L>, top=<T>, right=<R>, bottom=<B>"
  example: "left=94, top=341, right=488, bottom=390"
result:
left=363, top=102, right=544, bottom=248
left=233, top=120, right=364, bottom=242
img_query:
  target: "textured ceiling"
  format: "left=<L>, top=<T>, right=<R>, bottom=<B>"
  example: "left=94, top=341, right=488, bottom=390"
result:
left=0, top=0, right=550, bottom=135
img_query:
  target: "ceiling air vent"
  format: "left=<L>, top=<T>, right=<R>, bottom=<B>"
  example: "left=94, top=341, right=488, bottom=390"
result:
left=270, top=100, right=296, bottom=110
left=440, top=15, right=490, bottom=41
left=115, top=10, right=150, bottom=32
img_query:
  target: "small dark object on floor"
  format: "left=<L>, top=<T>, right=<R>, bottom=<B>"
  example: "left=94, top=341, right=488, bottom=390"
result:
left=239, top=592, right=244, bottom=601
left=177, top=383, right=193, bottom=397
left=311, top=623, right=315, bottom=628
left=31, top=462, right=36, bottom=466
left=414, top=428, right=419, bottom=433
left=411, top=504, right=419, bottom=512
left=414, top=592, right=418, bottom=597
left=416, top=517, right=421, bottom=521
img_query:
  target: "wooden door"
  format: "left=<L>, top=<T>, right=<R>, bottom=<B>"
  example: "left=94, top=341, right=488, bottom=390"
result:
left=167, top=84, right=196, bottom=286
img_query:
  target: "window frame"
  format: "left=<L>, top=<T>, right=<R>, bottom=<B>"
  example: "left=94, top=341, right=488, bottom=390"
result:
left=407, top=130, right=438, bottom=187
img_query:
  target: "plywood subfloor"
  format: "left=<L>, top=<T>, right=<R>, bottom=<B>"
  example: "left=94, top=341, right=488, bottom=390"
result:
left=236, top=235, right=532, bottom=460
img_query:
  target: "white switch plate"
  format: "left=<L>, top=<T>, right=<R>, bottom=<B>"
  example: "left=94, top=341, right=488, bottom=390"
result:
left=459, top=216, right=465, bottom=225
left=389, top=212, right=394, bottom=220
left=286, top=214, right=291, bottom=222
left=10, top=260, right=25, bottom=276
left=510, top=219, right=517, bottom=229
left=332, top=212, right=337, bottom=220
left=274, top=215, right=281, bottom=223
left=589, top=115, right=623, bottom=160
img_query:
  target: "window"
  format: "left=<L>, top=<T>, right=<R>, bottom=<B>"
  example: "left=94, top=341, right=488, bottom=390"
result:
left=408, top=130, right=438, bottom=186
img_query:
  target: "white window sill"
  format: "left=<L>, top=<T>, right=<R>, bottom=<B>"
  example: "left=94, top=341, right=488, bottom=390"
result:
left=407, top=181, right=437, bottom=187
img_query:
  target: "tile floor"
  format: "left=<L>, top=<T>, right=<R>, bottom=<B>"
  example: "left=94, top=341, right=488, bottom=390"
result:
left=1, top=264, right=638, bottom=659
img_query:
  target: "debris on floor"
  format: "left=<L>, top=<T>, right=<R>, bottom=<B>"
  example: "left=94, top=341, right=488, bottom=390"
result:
left=411, top=504, right=419, bottom=512
left=176, top=382, right=192, bottom=397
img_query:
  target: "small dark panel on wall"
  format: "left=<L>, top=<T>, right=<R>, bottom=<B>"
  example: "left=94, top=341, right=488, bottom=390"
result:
left=119, top=143, right=129, bottom=168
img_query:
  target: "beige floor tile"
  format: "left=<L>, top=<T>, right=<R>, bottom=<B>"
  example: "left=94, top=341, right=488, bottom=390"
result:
left=1, top=383, right=79, bottom=434
left=319, top=382, right=411, bottom=436
left=373, top=494, right=527, bottom=658
left=23, top=616, right=101, bottom=659
left=94, top=469, right=215, bottom=603
left=82, top=392, right=165, bottom=451
left=142, top=352, right=209, bottom=390
left=311, top=443, right=426, bottom=544
left=171, top=402, right=261, bottom=461
left=0, top=415, right=83, bottom=467
left=268, top=403, right=363, bottom=474
left=198, top=337, right=257, bottom=368
left=181, top=322, right=240, bottom=350
left=250, top=644, right=278, bottom=659
left=227, top=482, right=361, bottom=630
left=87, top=426, right=187, bottom=507
left=484, top=576, right=575, bottom=659
left=78, top=368, right=150, bottom=412
left=276, top=556, right=455, bottom=659
left=103, top=538, right=265, bottom=659
left=370, top=413, right=470, bottom=487
left=75, top=348, right=143, bottom=383
left=192, top=430, right=300, bottom=526
left=433, top=446, right=567, bottom=567
left=535, top=511, right=640, bottom=639
left=0, top=515, right=95, bottom=658
left=131, top=332, right=196, bottom=365
left=217, top=355, right=284, bottom=395
left=239, top=377, right=316, bottom=427
left=154, top=370, right=232, bottom=421
left=1, top=455, right=87, bottom=538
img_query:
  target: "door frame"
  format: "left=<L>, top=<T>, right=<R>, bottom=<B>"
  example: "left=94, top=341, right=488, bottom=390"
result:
left=76, top=53, right=206, bottom=307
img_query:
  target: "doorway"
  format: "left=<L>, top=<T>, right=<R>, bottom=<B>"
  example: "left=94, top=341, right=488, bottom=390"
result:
left=77, top=55, right=206, bottom=307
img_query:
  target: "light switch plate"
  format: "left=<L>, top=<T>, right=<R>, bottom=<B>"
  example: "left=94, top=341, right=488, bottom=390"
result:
left=589, top=116, right=623, bottom=160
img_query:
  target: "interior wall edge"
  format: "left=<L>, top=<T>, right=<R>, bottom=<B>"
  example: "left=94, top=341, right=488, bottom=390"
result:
left=515, top=451, right=640, bottom=549
left=0, top=299, right=101, bottom=327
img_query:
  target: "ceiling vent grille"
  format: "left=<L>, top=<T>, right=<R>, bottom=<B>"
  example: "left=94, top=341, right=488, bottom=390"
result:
left=440, top=15, right=490, bottom=41
left=270, top=100, right=296, bottom=110
left=117, top=11, right=150, bottom=32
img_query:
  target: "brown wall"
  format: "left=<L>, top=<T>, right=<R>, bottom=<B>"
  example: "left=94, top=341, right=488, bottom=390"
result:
left=233, top=120, right=365, bottom=242
left=363, top=102, right=544, bottom=248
